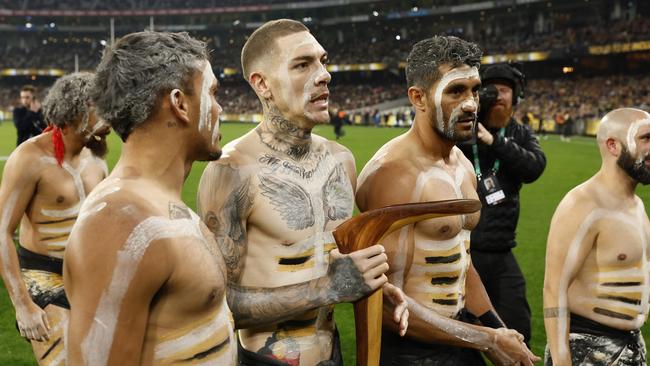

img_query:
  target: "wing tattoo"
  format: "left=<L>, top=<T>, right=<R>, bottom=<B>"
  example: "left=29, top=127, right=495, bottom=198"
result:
left=322, top=164, right=354, bottom=222
left=258, top=174, right=315, bottom=230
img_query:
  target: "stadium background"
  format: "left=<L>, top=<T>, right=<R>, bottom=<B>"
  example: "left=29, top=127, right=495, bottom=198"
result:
left=0, top=0, right=649, bottom=364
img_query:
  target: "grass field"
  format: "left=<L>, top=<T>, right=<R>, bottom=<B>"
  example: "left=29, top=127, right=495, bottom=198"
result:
left=0, top=121, right=648, bottom=365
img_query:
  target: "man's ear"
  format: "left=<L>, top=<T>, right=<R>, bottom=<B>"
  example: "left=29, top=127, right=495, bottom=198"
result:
left=249, top=72, right=272, bottom=100
left=408, top=86, right=427, bottom=113
left=606, top=137, right=622, bottom=157
left=169, top=88, right=190, bottom=125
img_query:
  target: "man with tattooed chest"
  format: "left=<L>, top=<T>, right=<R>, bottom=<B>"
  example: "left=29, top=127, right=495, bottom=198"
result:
left=0, top=72, right=108, bottom=366
left=198, top=19, right=407, bottom=366
left=544, top=108, right=650, bottom=366
left=356, top=36, right=539, bottom=366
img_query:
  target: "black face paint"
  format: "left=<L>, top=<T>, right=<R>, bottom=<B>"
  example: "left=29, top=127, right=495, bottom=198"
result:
left=617, top=146, right=650, bottom=185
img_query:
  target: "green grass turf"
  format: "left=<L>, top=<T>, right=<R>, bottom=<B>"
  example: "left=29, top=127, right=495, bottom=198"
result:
left=0, top=121, right=648, bottom=365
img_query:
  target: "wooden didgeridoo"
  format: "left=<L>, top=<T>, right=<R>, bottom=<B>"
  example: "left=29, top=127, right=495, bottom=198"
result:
left=332, top=199, right=482, bottom=366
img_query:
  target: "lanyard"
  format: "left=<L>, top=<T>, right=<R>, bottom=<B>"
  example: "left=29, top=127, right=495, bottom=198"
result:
left=472, top=127, right=505, bottom=180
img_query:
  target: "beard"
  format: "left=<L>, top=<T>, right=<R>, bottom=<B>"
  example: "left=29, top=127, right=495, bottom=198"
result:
left=435, top=111, right=476, bottom=142
left=617, top=147, right=650, bottom=185
left=486, top=104, right=512, bottom=127
left=85, top=136, right=108, bottom=158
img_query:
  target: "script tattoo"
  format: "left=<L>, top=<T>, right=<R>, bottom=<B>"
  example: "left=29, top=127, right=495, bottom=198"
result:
left=322, top=164, right=354, bottom=223
left=259, top=153, right=324, bottom=180
left=258, top=174, right=315, bottom=230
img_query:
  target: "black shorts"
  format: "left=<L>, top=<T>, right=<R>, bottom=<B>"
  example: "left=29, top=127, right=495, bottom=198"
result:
left=380, top=309, right=486, bottom=366
left=544, top=313, right=646, bottom=366
left=17, top=245, right=69, bottom=310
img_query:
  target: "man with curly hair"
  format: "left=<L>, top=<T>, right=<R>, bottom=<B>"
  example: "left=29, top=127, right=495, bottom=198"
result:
left=0, top=72, right=109, bottom=365
left=356, top=36, right=539, bottom=365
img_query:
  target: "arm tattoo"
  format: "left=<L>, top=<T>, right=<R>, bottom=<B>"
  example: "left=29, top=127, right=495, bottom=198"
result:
left=202, top=170, right=252, bottom=277
left=543, top=307, right=567, bottom=318
left=228, top=256, right=371, bottom=328
left=258, top=174, right=315, bottom=230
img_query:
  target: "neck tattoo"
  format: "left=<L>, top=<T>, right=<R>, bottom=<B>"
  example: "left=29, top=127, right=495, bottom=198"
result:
left=257, top=104, right=311, bottom=160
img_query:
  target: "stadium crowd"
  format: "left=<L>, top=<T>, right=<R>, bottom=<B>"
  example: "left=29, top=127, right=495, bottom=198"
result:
left=1, top=15, right=649, bottom=71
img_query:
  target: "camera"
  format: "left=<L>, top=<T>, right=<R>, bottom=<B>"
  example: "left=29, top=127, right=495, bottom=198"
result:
left=477, top=84, right=498, bottom=125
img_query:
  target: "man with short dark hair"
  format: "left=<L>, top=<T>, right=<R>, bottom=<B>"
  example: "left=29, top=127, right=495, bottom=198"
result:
left=458, top=63, right=546, bottom=346
left=13, top=85, right=45, bottom=146
left=357, top=36, right=539, bottom=365
left=198, top=19, right=407, bottom=366
left=0, top=72, right=109, bottom=365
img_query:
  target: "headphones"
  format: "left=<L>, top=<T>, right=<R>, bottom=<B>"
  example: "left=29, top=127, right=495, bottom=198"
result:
left=480, top=61, right=526, bottom=105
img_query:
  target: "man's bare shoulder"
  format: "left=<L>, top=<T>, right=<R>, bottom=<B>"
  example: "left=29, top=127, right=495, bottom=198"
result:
left=68, top=180, right=160, bottom=255
left=357, top=137, right=419, bottom=210
left=1, top=135, right=55, bottom=182
left=553, top=179, right=601, bottom=224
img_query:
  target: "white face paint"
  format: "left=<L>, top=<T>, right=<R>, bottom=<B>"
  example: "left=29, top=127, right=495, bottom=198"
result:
left=81, top=217, right=204, bottom=366
left=197, top=63, right=221, bottom=151
left=433, top=67, right=479, bottom=139
left=626, top=118, right=650, bottom=156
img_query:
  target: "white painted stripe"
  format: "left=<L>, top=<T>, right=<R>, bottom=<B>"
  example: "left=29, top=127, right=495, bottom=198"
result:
left=81, top=217, right=203, bottom=366
left=41, top=203, right=80, bottom=218
left=408, top=262, right=463, bottom=275
left=38, top=226, right=73, bottom=235
left=155, top=303, right=229, bottom=359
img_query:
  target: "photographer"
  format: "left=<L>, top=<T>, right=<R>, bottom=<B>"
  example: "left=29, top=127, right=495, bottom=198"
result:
left=12, top=85, right=45, bottom=146
left=458, top=63, right=546, bottom=345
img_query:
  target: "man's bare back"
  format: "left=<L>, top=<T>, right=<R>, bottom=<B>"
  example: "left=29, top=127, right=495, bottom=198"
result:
left=64, top=32, right=235, bottom=365
left=65, top=178, right=236, bottom=365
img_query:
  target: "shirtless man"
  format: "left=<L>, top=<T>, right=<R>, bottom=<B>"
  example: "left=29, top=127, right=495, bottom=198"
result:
left=0, top=72, right=109, bottom=365
left=544, top=108, right=650, bottom=365
left=356, top=36, right=539, bottom=365
left=198, top=19, right=407, bottom=366
left=64, top=31, right=238, bottom=365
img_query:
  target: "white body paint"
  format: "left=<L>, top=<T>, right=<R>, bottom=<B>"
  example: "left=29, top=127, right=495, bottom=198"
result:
left=154, top=299, right=236, bottom=364
left=198, top=63, right=213, bottom=135
left=556, top=205, right=650, bottom=360
left=433, top=67, right=479, bottom=134
left=626, top=118, right=650, bottom=155
left=401, top=165, right=471, bottom=317
left=81, top=217, right=204, bottom=366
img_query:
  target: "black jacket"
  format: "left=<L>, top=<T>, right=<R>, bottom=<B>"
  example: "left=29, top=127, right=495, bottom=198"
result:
left=13, top=106, right=45, bottom=135
left=459, top=118, right=546, bottom=251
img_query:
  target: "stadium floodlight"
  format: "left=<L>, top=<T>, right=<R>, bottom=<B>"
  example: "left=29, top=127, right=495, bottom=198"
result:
left=25, top=22, right=32, bottom=28
left=372, top=10, right=379, bottom=16
left=49, top=22, right=55, bottom=28
left=100, top=40, right=107, bottom=46
left=395, top=35, right=401, bottom=40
